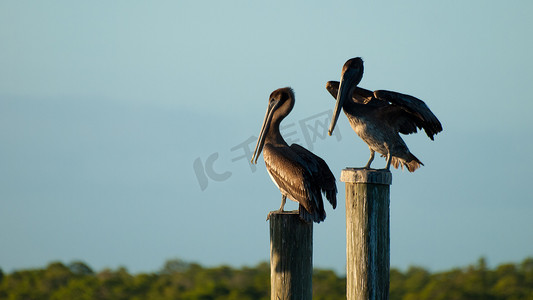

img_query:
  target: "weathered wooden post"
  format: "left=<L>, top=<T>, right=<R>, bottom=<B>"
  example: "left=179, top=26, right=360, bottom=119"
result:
left=341, top=168, right=392, bottom=300
left=269, top=211, right=313, bottom=300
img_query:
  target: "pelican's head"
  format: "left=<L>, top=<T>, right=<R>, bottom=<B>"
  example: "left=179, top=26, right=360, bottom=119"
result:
left=328, top=57, right=364, bottom=135
left=250, top=87, right=295, bottom=164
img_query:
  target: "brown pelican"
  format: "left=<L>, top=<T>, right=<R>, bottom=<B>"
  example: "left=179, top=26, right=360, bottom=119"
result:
left=327, top=57, right=442, bottom=172
left=251, top=87, right=337, bottom=223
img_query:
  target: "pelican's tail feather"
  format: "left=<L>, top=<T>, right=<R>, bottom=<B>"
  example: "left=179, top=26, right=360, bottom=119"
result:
left=323, top=188, right=337, bottom=209
left=299, top=204, right=325, bottom=224
left=391, top=154, right=424, bottom=172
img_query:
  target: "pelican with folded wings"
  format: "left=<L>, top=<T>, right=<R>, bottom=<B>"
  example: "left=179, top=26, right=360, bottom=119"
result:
left=251, top=87, right=337, bottom=223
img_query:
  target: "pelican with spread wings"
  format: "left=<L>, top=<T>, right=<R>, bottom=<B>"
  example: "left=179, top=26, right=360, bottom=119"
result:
left=327, top=57, right=442, bottom=172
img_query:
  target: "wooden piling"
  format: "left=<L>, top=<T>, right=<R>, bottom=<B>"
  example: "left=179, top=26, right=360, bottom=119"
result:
left=269, top=211, right=313, bottom=300
left=341, top=168, right=392, bottom=300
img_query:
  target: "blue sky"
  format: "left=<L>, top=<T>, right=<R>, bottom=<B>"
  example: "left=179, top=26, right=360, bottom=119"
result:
left=1, top=1, right=532, bottom=274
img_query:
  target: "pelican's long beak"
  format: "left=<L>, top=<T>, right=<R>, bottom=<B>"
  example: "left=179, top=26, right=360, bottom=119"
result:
left=328, top=65, right=363, bottom=136
left=251, top=99, right=281, bottom=164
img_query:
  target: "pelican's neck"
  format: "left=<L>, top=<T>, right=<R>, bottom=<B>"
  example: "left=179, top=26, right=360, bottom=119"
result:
left=265, top=116, right=288, bottom=147
left=265, top=97, right=293, bottom=147
left=343, top=85, right=372, bottom=118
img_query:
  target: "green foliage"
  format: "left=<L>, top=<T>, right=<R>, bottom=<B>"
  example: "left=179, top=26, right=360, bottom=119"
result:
left=312, top=269, right=345, bottom=300
left=391, top=257, right=533, bottom=300
left=1, top=257, right=533, bottom=299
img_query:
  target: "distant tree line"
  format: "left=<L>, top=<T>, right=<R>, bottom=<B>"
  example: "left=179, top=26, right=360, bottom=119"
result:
left=0, top=257, right=532, bottom=300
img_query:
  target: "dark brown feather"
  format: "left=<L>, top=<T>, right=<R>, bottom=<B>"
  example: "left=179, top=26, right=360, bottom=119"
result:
left=264, top=144, right=330, bottom=222
left=374, top=90, right=443, bottom=140
left=289, top=144, right=337, bottom=209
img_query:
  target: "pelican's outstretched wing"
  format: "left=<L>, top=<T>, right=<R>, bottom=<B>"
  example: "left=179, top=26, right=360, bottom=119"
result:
left=325, top=77, right=442, bottom=140
left=326, top=81, right=377, bottom=105
left=374, top=90, right=443, bottom=140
